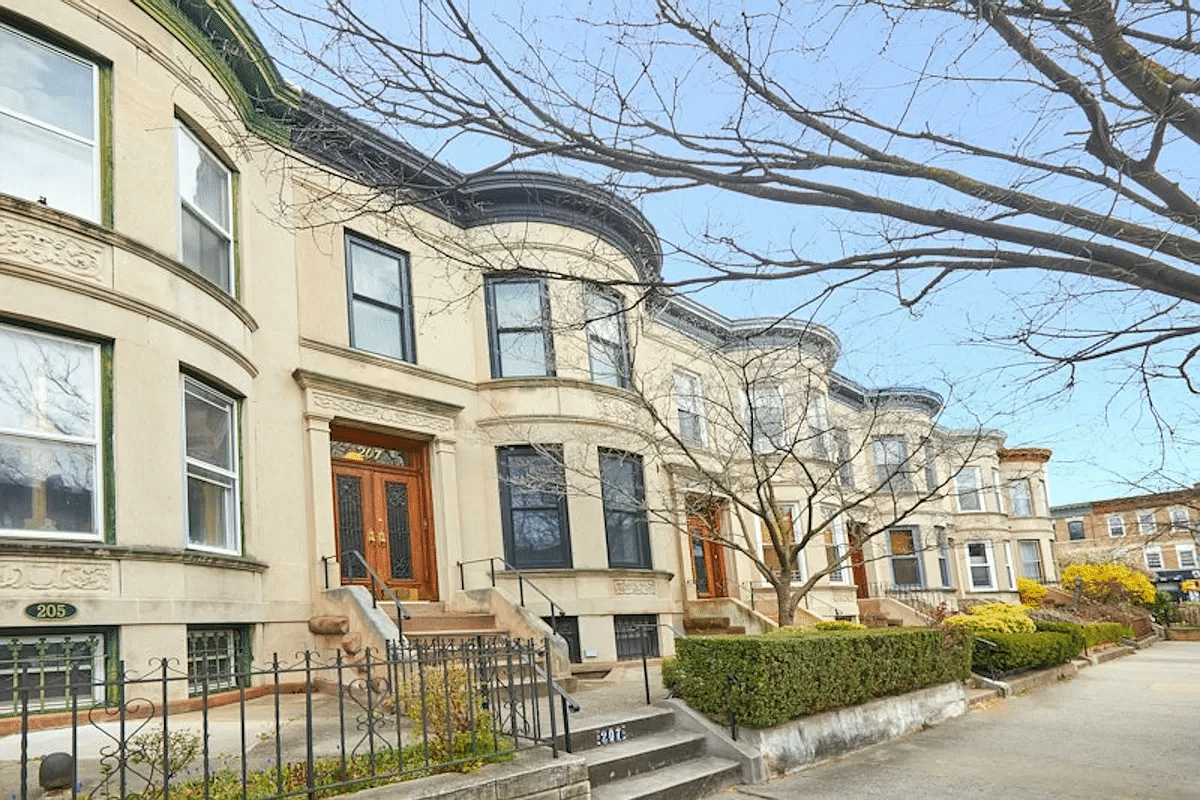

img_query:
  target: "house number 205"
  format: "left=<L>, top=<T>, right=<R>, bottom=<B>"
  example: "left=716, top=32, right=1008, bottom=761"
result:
left=24, top=602, right=78, bottom=621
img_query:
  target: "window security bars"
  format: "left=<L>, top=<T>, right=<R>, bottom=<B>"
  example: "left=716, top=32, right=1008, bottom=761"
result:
left=185, top=627, right=249, bottom=695
left=614, top=614, right=660, bottom=661
left=8, top=637, right=575, bottom=800
left=1, top=633, right=106, bottom=714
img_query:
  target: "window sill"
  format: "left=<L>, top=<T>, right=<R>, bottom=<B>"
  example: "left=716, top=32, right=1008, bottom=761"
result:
left=0, top=539, right=268, bottom=572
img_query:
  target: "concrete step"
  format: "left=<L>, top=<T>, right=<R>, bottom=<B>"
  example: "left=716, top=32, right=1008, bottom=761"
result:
left=402, top=612, right=500, bottom=632
left=381, top=601, right=445, bottom=616
left=967, top=686, right=1001, bottom=708
left=583, top=729, right=706, bottom=786
left=590, top=755, right=741, bottom=800
left=562, top=707, right=677, bottom=753
left=686, top=626, right=746, bottom=636
left=684, top=616, right=731, bottom=631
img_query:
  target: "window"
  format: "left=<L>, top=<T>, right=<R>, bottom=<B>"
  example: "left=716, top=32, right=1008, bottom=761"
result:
left=1138, top=511, right=1157, bottom=537
left=0, top=324, right=101, bottom=539
left=1009, top=479, right=1032, bottom=517
left=956, top=467, right=983, bottom=512
left=0, top=630, right=107, bottom=713
left=923, top=445, right=938, bottom=492
left=991, top=469, right=1004, bottom=514
left=1107, top=515, right=1126, bottom=538
left=747, top=383, right=786, bottom=454
left=1018, top=540, right=1044, bottom=582
left=833, top=428, right=854, bottom=487
left=803, top=393, right=831, bottom=458
left=599, top=449, right=651, bottom=569
left=485, top=276, right=554, bottom=377
left=965, top=541, right=997, bottom=590
left=1067, top=520, right=1085, bottom=541
left=182, top=377, right=240, bottom=553
left=872, top=436, right=911, bottom=492
left=345, top=234, right=416, bottom=362
left=177, top=122, right=233, bottom=291
left=673, top=370, right=706, bottom=446
left=1144, top=546, right=1164, bottom=570
left=1178, top=545, right=1197, bottom=570
left=584, top=286, right=630, bottom=388
left=936, top=526, right=952, bottom=588
left=759, top=505, right=805, bottom=582
left=888, top=528, right=923, bottom=588
left=497, top=446, right=571, bottom=568
left=1171, top=507, right=1190, bottom=532
left=0, top=24, right=99, bottom=221
left=186, top=626, right=250, bottom=695
left=613, top=614, right=659, bottom=660
left=823, top=508, right=847, bottom=583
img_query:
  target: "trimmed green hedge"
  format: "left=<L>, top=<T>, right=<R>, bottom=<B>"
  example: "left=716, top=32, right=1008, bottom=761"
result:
left=972, top=630, right=1081, bottom=674
left=672, top=628, right=971, bottom=728
left=1034, top=621, right=1086, bottom=653
left=1084, top=622, right=1134, bottom=647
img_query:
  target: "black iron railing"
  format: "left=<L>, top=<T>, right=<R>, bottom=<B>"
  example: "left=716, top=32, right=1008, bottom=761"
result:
left=456, top=557, right=568, bottom=635
left=7, top=636, right=575, bottom=800
left=322, top=550, right=412, bottom=639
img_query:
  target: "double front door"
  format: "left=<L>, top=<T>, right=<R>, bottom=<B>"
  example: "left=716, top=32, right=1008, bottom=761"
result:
left=331, top=432, right=438, bottom=600
left=688, top=501, right=728, bottom=599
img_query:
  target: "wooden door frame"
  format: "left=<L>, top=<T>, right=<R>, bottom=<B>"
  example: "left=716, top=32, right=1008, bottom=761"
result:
left=330, top=426, right=439, bottom=600
left=849, top=521, right=870, bottom=600
left=686, top=498, right=729, bottom=599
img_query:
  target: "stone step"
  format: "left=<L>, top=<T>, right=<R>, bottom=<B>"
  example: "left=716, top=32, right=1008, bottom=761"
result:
left=583, top=729, right=707, bottom=786
left=686, top=626, right=746, bottom=636
left=379, top=601, right=445, bottom=616
left=401, top=612, right=500, bottom=632
left=590, top=755, right=742, bottom=800
left=561, top=706, right=676, bottom=753
left=685, top=616, right=731, bottom=630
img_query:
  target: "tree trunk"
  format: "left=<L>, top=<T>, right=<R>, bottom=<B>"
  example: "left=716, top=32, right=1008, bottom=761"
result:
left=776, top=584, right=795, bottom=627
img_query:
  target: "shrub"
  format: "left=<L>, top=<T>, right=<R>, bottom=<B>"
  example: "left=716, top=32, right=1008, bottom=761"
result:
left=672, top=628, right=971, bottom=728
left=661, top=656, right=680, bottom=690
left=1149, top=591, right=1181, bottom=626
left=1033, top=621, right=1085, bottom=653
left=1061, top=562, right=1156, bottom=606
left=1083, top=622, right=1134, bottom=647
left=400, top=664, right=505, bottom=769
left=1017, top=578, right=1048, bottom=606
left=972, top=630, right=1081, bottom=674
left=814, top=620, right=867, bottom=631
left=944, top=603, right=1036, bottom=634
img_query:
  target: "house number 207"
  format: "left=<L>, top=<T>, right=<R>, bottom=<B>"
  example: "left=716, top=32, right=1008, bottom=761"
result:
left=24, top=602, right=78, bottom=621
left=596, top=725, right=627, bottom=746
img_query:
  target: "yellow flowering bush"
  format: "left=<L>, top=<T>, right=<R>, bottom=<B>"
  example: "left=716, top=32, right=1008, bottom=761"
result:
left=1017, top=577, right=1048, bottom=606
left=1061, top=562, right=1155, bottom=606
left=943, top=603, right=1036, bottom=634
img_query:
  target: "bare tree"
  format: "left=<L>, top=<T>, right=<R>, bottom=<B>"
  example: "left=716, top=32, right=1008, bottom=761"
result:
left=248, top=0, right=1200, bottom=400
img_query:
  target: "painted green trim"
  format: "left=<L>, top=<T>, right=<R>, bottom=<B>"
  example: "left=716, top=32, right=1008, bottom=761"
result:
left=231, top=170, right=242, bottom=300
left=237, top=399, right=246, bottom=557
left=130, top=0, right=299, bottom=144
left=101, top=343, right=116, bottom=545
left=98, top=64, right=114, bottom=228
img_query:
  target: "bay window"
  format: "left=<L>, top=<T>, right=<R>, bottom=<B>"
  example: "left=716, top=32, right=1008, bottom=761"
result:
left=177, top=122, right=233, bottom=291
left=182, top=377, right=240, bottom=553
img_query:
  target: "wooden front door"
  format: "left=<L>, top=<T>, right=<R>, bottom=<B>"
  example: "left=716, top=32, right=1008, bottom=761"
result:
left=849, top=521, right=870, bottom=599
left=331, top=430, right=438, bottom=600
left=687, top=504, right=728, bottom=599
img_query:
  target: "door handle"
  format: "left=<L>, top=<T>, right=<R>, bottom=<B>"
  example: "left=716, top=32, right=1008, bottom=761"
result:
left=367, top=531, right=376, bottom=545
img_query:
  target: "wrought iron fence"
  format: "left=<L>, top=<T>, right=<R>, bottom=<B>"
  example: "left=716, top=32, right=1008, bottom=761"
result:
left=3, top=636, right=575, bottom=800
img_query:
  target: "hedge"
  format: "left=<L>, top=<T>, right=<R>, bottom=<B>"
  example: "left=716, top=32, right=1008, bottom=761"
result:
left=672, top=628, right=972, bottom=728
left=972, top=630, right=1080, bottom=675
left=1084, top=621, right=1134, bottom=647
left=1034, top=621, right=1086, bottom=653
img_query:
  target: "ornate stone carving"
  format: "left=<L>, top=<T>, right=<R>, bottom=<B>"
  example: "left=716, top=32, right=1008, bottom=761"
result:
left=311, top=391, right=455, bottom=433
left=0, top=561, right=113, bottom=592
left=0, top=213, right=110, bottom=283
left=613, top=578, right=656, bottom=596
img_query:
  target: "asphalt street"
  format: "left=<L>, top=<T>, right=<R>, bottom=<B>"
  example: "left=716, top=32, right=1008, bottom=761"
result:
left=709, top=641, right=1200, bottom=800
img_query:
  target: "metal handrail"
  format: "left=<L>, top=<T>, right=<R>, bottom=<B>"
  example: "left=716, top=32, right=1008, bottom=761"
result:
left=633, top=622, right=685, bottom=704
left=321, top=550, right=412, bottom=639
left=456, top=557, right=568, bottom=634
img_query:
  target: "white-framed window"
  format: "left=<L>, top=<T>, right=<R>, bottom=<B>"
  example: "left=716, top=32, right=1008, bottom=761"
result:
left=673, top=370, right=706, bottom=447
left=346, top=233, right=416, bottom=362
left=747, top=382, right=786, bottom=454
left=759, top=504, right=805, bottom=583
left=1144, top=546, right=1164, bottom=570
left=182, top=377, right=240, bottom=554
left=834, top=428, right=855, bottom=487
left=872, top=436, right=911, bottom=492
left=803, top=393, right=831, bottom=459
left=0, top=324, right=102, bottom=540
left=584, top=285, right=631, bottom=388
left=0, top=24, right=99, bottom=221
left=1002, top=541, right=1016, bottom=589
left=1009, top=479, right=1033, bottom=517
left=485, top=276, right=554, bottom=377
left=0, top=630, right=107, bottom=713
left=822, top=506, right=847, bottom=583
left=1067, top=520, right=1085, bottom=540
left=1108, top=515, right=1126, bottom=537
left=965, top=541, right=997, bottom=590
left=177, top=122, right=233, bottom=291
left=1137, top=510, right=1157, bottom=537
left=1170, top=507, right=1190, bottom=532
left=1177, top=545, right=1197, bottom=570
left=888, top=527, right=923, bottom=588
left=923, top=445, right=938, bottom=492
left=936, top=526, right=952, bottom=588
left=991, top=469, right=1004, bottom=514
left=1018, top=539, right=1044, bottom=582
left=956, top=466, right=983, bottom=512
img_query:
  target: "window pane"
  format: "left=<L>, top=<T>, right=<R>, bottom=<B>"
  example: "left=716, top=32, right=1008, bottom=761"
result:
left=184, top=387, right=233, bottom=470
left=601, top=450, right=650, bottom=569
left=492, top=281, right=543, bottom=328
left=1068, top=520, right=1085, bottom=540
left=0, top=112, right=95, bottom=219
left=350, top=243, right=404, bottom=305
left=187, top=473, right=233, bottom=549
left=351, top=300, right=405, bottom=360
left=500, top=447, right=569, bottom=568
left=180, top=206, right=231, bottom=289
left=1019, top=540, right=1043, bottom=581
left=177, top=129, right=229, bottom=229
left=0, top=436, right=95, bottom=534
left=970, top=565, right=993, bottom=587
left=0, top=327, right=96, bottom=437
left=497, top=331, right=547, bottom=376
left=589, top=338, right=627, bottom=387
left=0, top=27, right=94, bottom=139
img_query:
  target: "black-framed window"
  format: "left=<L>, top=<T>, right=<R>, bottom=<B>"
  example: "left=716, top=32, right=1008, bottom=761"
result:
left=485, top=276, right=554, bottom=377
left=614, top=614, right=659, bottom=660
left=345, top=233, right=416, bottom=362
left=599, top=449, right=652, bottom=569
left=497, top=445, right=572, bottom=568
left=584, top=285, right=630, bottom=388
left=1067, top=519, right=1085, bottom=540
left=543, top=615, right=582, bottom=663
